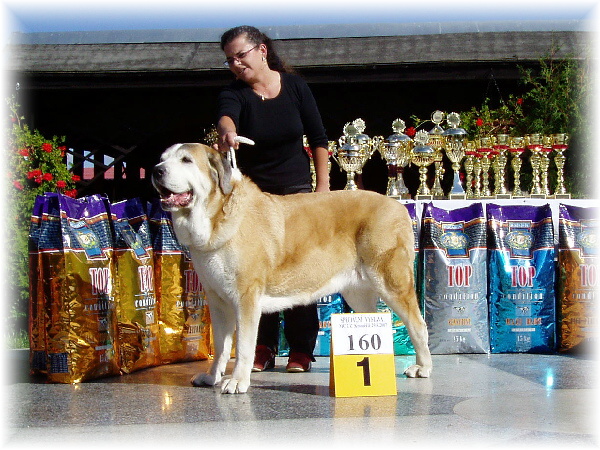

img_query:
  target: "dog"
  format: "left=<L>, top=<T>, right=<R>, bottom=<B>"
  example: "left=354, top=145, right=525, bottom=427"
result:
left=152, top=143, right=432, bottom=394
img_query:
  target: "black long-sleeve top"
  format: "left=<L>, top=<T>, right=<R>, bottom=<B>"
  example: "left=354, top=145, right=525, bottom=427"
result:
left=217, top=72, right=328, bottom=192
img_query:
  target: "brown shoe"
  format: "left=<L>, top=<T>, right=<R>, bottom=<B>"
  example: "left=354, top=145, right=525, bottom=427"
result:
left=252, top=345, right=275, bottom=372
left=286, top=352, right=312, bottom=372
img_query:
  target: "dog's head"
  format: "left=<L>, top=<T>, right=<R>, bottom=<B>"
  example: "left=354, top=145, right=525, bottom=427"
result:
left=152, top=143, right=234, bottom=211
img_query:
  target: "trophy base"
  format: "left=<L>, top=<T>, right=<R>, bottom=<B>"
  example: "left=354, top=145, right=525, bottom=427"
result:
left=530, top=194, right=547, bottom=199
left=494, top=194, right=512, bottom=199
left=448, top=193, right=466, bottom=200
left=415, top=194, right=434, bottom=200
left=552, top=194, right=572, bottom=199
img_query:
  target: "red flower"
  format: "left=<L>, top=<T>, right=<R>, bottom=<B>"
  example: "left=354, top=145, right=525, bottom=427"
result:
left=71, top=174, right=81, bottom=182
left=405, top=127, right=417, bottom=138
left=27, top=169, right=42, bottom=179
left=34, top=176, right=43, bottom=184
left=56, top=180, right=67, bottom=189
left=476, top=118, right=484, bottom=127
left=64, top=189, right=78, bottom=198
left=13, top=180, right=24, bottom=190
left=18, top=148, right=29, bottom=157
left=42, top=173, right=53, bottom=182
left=517, top=98, right=524, bottom=105
left=41, top=143, right=53, bottom=153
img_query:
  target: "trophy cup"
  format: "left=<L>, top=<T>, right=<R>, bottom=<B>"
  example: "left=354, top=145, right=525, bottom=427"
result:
left=552, top=133, right=570, bottom=198
left=429, top=110, right=446, bottom=199
left=464, top=141, right=477, bottom=198
left=380, top=118, right=413, bottom=198
left=492, top=134, right=511, bottom=198
left=477, top=137, right=493, bottom=198
left=540, top=135, right=554, bottom=197
left=442, top=112, right=467, bottom=199
left=525, top=133, right=545, bottom=198
left=333, top=121, right=370, bottom=190
left=411, top=129, right=435, bottom=199
left=509, top=136, right=526, bottom=197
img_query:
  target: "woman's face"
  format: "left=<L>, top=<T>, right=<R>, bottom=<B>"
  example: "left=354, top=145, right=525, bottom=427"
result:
left=223, top=35, right=266, bottom=83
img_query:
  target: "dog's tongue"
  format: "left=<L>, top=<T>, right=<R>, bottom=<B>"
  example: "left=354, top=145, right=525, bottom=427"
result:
left=161, top=191, right=192, bottom=207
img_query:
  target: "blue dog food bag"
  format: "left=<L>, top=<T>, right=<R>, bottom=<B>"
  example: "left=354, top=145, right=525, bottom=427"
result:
left=487, top=203, right=556, bottom=353
left=421, top=202, right=490, bottom=354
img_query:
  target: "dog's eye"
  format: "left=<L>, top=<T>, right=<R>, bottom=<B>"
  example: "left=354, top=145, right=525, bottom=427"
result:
left=181, top=156, right=193, bottom=163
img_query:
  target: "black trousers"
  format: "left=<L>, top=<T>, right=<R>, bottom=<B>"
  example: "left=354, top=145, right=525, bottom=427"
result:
left=255, top=182, right=319, bottom=359
left=256, top=305, right=319, bottom=358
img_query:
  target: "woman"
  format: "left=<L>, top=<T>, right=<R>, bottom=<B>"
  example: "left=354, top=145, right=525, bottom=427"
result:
left=216, top=25, right=330, bottom=372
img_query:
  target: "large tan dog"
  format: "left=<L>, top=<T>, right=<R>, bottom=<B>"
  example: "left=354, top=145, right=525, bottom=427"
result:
left=152, top=143, right=432, bottom=394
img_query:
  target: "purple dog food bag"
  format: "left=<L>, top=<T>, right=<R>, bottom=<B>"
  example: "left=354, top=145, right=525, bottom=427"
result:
left=421, top=202, right=490, bottom=354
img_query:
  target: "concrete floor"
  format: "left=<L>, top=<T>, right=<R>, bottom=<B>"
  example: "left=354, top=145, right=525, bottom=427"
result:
left=3, top=350, right=598, bottom=449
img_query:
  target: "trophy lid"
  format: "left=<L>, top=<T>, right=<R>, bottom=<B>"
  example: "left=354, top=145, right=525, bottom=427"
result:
left=429, top=110, right=445, bottom=135
left=412, top=129, right=434, bottom=154
left=386, top=118, right=411, bottom=143
left=442, top=112, right=466, bottom=137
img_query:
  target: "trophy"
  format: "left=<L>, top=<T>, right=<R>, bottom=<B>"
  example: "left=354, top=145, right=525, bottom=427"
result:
left=492, top=134, right=511, bottom=198
left=463, top=141, right=477, bottom=198
left=380, top=118, right=412, bottom=198
left=509, top=136, right=526, bottom=197
left=333, top=120, right=371, bottom=190
left=525, top=134, right=545, bottom=198
left=477, top=137, right=493, bottom=198
left=442, top=112, right=467, bottom=199
left=411, top=129, right=436, bottom=199
left=552, top=133, right=570, bottom=198
left=429, top=110, right=446, bottom=198
left=540, top=135, right=554, bottom=197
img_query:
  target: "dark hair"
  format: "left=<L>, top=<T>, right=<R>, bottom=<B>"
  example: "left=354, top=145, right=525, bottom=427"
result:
left=220, top=25, right=292, bottom=73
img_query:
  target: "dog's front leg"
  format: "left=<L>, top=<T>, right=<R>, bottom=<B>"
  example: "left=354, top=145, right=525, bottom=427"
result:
left=191, top=296, right=235, bottom=388
left=220, top=300, right=261, bottom=394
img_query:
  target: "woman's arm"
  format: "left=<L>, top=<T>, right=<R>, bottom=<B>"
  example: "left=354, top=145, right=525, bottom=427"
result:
left=312, top=145, right=330, bottom=192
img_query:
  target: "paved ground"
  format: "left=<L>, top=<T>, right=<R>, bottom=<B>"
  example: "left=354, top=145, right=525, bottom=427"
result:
left=3, top=349, right=598, bottom=449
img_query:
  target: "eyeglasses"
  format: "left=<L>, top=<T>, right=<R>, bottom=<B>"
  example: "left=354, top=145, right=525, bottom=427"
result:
left=223, top=45, right=260, bottom=67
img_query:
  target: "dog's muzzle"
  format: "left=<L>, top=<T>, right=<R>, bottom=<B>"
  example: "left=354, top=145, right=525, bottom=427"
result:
left=152, top=165, right=193, bottom=209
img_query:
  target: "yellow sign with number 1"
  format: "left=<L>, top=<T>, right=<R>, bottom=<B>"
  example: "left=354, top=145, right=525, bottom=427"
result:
left=329, top=313, right=397, bottom=397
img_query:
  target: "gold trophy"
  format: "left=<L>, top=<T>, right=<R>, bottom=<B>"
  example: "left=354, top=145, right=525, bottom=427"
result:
left=509, top=136, right=527, bottom=197
left=442, top=112, right=467, bottom=199
left=464, top=141, right=477, bottom=198
left=380, top=119, right=412, bottom=198
left=333, top=121, right=371, bottom=190
left=411, top=129, right=435, bottom=199
left=492, top=134, right=511, bottom=198
left=552, top=133, right=570, bottom=198
left=429, top=110, right=446, bottom=199
left=540, top=135, right=554, bottom=197
left=525, top=133, right=545, bottom=198
left=477, top=137, right=493, bottom=198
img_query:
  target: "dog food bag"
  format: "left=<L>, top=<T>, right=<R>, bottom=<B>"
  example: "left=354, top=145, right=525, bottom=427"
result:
left=421, top=202, right=490, bottom=354
left=487, top=203, right=556, bottom=353
left=112, top=198, right=161, bottom=372
left=28, top=194, right=55, bottom=374
left=557, top=204, right=598, bottom=352
left=313, top=293, right=347, bottom=356
left=148, top=200, right=211, bottom=364
left=45, top=194, right=120, bottom=383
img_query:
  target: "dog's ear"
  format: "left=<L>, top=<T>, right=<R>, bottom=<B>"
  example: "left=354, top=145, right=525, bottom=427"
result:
left=207, top=150, right=233, bottom=195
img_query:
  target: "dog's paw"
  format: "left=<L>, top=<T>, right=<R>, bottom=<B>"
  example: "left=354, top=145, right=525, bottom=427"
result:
left=220, top=376, right=250, bottom=394
left=404, top=364, right=431, bottom=378
left=190, top=372, right=220, bottom=387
